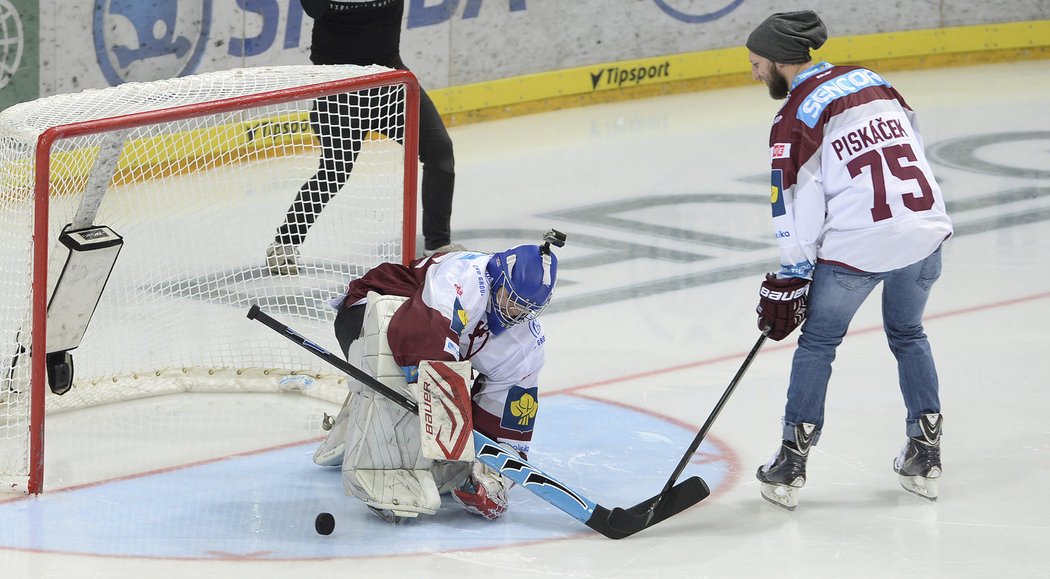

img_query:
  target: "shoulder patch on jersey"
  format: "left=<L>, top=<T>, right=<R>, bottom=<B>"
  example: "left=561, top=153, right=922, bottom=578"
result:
left=771, top=169, right=786, bottom=217
left=450, top=297, right=468, bottom=335
left=771, top=143, right=791, bottom=159
left=501, top=386, right=539, bottom=433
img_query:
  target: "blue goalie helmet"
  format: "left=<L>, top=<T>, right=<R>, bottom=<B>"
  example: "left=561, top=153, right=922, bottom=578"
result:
left=485, top=243, right=559, bottom=333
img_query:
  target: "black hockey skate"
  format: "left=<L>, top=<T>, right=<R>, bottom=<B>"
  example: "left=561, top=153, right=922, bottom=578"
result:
left=756, top=422, right=816, bottom=510
left=893, top=413, right=942, bottom=501
left=366, top=506, right=413, bottom=524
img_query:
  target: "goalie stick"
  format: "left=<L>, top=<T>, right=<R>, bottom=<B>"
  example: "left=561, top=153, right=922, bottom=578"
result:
left=605, top=328, right=770, bottom=531
left=246, top=304, right=709, bottom=539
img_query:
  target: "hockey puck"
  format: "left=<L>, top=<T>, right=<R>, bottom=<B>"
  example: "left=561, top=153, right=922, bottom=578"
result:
left=314, top=512, right=335, bottom=535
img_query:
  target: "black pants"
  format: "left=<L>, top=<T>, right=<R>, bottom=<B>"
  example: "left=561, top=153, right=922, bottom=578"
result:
left=275, top=85, right=455, bottom=251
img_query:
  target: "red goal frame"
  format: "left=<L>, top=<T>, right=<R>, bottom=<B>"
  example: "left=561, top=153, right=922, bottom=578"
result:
left=25, top=70, right=419, bottom=494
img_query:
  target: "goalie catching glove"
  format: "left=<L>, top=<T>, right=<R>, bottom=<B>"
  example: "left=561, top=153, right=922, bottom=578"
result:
left=757, top=273, right=810, bottom=341
left=452, top=456, right=512, bottom=520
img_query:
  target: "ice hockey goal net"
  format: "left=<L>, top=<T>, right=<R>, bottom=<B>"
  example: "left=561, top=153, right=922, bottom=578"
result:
left=0, top=65, right=419, bottom=493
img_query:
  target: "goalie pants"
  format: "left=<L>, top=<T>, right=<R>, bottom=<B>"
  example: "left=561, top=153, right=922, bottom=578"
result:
left=782, top=247, right=943, bottom=445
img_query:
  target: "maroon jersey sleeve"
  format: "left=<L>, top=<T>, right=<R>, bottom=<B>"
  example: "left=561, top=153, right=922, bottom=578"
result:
left=386, top=293, right=459, bottom=370
left=343, top=259, right=428, bottom=305
left=344, top=256, right=459, bottom=374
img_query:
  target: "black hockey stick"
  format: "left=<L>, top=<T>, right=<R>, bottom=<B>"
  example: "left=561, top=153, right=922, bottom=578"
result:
left=606, top=328, right=770, bottom=531
left=247, top=304, right=710, bottom=539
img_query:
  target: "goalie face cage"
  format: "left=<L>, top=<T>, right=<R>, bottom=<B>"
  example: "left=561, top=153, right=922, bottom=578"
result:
left=0, top=65, right=419, bottom=494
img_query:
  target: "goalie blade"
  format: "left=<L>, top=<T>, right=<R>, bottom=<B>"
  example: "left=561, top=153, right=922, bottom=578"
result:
left=586, top=476, right=711, bottom=540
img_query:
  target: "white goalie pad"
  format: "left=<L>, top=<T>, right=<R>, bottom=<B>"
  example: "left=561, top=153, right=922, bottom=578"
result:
left=416, top=360, right=475, bottom=462
left=342, top=393, right=441, bottom=516
left=353, top=291, right=413, bottom=400
left=316, top=291, right=407, bottom=467
left=351, top=468, right=442, bottom=519
left=313, top=390, right=353, bottom=467
left=339, top=292, right=442, bottom=516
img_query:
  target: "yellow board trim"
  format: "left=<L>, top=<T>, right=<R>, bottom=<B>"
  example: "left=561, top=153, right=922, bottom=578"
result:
left=433, top=20, right=1050, bottom=126
left=31, top=20, right=1050, bottom=188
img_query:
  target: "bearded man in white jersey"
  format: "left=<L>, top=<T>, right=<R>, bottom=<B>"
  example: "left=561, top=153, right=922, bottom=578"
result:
left=745, top=11, right=953, bottom=510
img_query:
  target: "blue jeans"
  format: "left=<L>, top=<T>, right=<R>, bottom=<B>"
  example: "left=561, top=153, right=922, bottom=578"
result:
left=782, top=247, right=943, bottom=444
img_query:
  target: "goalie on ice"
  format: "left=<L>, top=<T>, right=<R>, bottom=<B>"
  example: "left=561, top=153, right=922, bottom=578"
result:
left=314, top=231, right=564, bottom=523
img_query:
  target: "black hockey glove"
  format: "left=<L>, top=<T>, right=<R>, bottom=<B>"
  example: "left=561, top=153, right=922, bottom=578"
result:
left=756, top=273, right=810, bottom=341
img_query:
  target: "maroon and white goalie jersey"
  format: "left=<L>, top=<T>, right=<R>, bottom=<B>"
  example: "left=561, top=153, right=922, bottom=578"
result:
left=766, top=62, right=953, bottom=278
left=343, top=252, right=546, bottom=456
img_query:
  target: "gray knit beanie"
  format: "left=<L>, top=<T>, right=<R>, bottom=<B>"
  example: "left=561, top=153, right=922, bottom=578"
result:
left=747, top=11, right=828, bottom=64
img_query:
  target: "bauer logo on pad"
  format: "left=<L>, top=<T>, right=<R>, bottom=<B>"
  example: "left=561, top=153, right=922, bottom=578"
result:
left=418, top=360, right=475, bottom=461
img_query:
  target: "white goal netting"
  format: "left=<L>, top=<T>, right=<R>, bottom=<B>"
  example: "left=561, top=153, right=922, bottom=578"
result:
left=0, top=64, right=417, bottom=493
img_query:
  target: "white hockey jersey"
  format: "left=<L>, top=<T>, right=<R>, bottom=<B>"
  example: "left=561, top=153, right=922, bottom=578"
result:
left=344, top=252, right=546, bottom=455
left=766, top=62, right=953, bottom=278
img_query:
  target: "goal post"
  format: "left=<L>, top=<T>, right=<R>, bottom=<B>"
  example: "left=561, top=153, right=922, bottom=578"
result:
left=0, top=65, right=420, bottom=494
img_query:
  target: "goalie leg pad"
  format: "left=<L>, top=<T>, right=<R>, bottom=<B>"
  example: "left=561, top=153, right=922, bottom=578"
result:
left=355, top=291, right=413, bottom=400
left=313, top=390, right=354, bottom=467
left=341, top=393, right=441, bottom=515
left=316, top=292, right=399, bottom=466
left=351, top=468, right=442, bottom=518
left=340, top=292, right=441, bottom=516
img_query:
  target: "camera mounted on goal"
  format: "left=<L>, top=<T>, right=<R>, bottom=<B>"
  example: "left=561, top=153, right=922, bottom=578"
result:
left=45, top=225, right=124, bottom=395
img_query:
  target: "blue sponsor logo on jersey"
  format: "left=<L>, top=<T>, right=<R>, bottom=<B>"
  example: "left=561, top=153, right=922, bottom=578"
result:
left=797, top=69, right=891, bottom=128
left=771, top=169, right=786, bottom=217
left=501, top=385, right=539, bottom=433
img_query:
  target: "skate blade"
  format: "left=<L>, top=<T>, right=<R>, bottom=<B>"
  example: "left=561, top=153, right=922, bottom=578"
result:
left=898, top=474, right=939, bottom=501
left=760, top=482, right=798, bottom=511
left=367, top=506, right=419, bottom=524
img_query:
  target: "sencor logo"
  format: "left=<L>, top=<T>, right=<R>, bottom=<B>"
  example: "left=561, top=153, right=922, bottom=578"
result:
left=93, top=0, right=212, bottom=86
left=797, top=69, right=891, bottom=128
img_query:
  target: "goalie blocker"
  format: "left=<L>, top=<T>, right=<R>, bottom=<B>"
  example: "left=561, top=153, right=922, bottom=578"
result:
left=416, top=360, right=475, bottom=462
